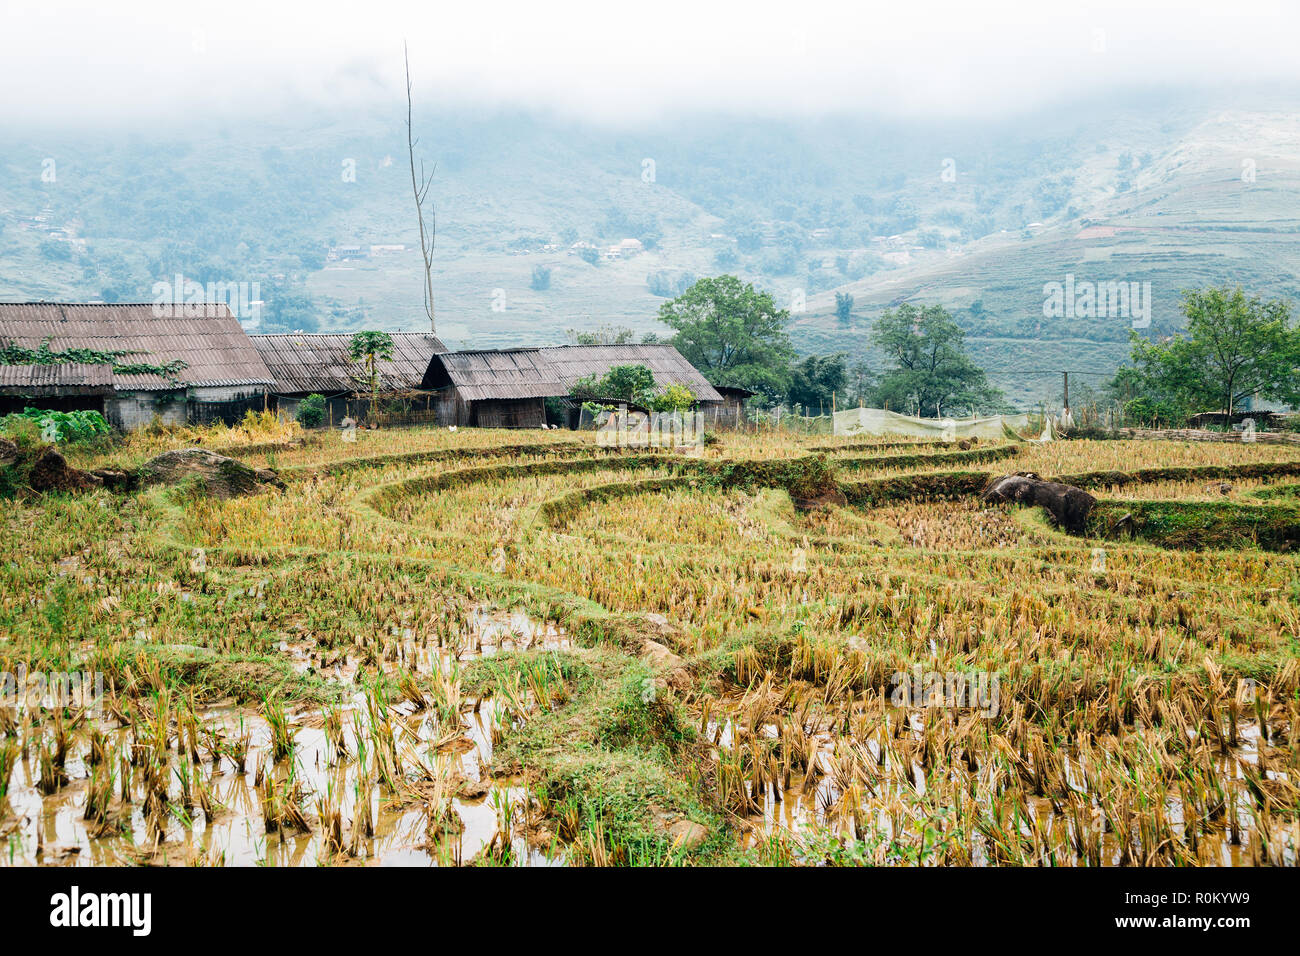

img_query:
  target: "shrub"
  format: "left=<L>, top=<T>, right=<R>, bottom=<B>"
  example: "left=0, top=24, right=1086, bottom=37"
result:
left=1122, top=396, right=1188, bottom=428
left=296, top=394, right=326, bottom=428
left=649, top=384, right=695, bottom=413
left=0, top=407, right=111, bottom=443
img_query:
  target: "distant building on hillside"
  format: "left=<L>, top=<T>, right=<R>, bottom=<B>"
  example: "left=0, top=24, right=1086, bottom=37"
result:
left=327, top=245, right=368, bottom=262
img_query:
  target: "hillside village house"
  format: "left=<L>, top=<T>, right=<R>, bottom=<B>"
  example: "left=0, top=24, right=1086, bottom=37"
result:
left=0, top=362, right=114, bottom=413
left=536, top=343, right=721, bottom=426
left=420, top=343, right=724, bottom=428
left=420, top=348, right=568, bottom=428
left=252, top=331, right=446, bottom=424
left=1, top=301, right=736, bottom=433
left=0, top=302, right=274, bottom=429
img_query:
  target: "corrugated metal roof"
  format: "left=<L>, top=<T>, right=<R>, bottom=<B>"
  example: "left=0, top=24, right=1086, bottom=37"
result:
left=536, top=344, right=722, bottom=403
left=251, top=332, right=447, bottom=395
left=0, top=363, right=113, bottom=389
left=0, top=303, right=273, bottom=391
left=423, top=349, right=569, bottom=401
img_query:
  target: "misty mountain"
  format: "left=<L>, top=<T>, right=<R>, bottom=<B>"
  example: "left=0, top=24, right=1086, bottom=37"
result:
left=3, top=91, right=1299, bottom=406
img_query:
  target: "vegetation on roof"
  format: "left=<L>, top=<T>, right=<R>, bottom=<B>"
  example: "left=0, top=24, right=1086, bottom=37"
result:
left=0, top=338, right=189, bottom=382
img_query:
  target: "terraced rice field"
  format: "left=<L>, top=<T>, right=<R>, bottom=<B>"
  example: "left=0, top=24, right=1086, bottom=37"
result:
left=2, top=427, right=1299, bottom=866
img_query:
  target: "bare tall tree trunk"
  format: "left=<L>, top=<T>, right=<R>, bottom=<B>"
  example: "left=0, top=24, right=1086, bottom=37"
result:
left=405, top=42, right=437, bottom=333
left=368, top=352, right=378, bottom=419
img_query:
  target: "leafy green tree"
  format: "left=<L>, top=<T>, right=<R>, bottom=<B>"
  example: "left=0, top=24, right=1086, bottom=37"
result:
left=1115, top=286, right=1300, bottom=418
left=834, top=292, right=854, bottom=326
left=649, top=384, right=696, bottom=413
left=788, top=354, right=847, bottom=413
left=99, top=279, right=138, bottom=303
left=759, top=248, right=799, bottom=276
left=847, top=360, right=876, bottom=406
left=296, top=393, right=326, bottom=428
left=647, top=270, right=695, bottom=297
left=1107, top=365, right=1189, bottom=426
left=0, top=408, right=110, bottom=443
left=886, top=198, right=920, bottom=233
left=734, top=228, right=762, bottom=254
left=531, top=265, right=552, bottom=291
left=714, top=247, right=739, bottom=269
left=264, top=289, right=319, bottom=333
left=566, top=324, right=635, bottom=345
left=298, top=248, right=326, bottom=271
left=39, top=240, right=72, bottom=262
left=348, top=330, right=395, bottom=418
left=572, top=364, right=657, bottom=405
left=657, top=275, right=795, bottom=403
left=871, top=303, right=1002, bottom=417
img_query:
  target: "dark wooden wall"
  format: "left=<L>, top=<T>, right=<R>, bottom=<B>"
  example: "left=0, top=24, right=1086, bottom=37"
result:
left=471, top=398, right=546, bottom=428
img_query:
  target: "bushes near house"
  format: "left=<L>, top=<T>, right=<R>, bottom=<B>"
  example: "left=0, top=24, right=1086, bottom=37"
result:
left=297, top=394, right=327, bottom=428
left=649, top=383, right=696, bottom=413
left=0, top=407, right=111, bottom=443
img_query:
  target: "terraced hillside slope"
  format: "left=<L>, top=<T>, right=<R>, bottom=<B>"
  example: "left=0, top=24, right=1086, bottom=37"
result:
left=2, top=425, right=1298, bottom=865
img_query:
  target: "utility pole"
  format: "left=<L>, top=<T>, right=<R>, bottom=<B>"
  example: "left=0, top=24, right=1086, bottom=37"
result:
left=1061, top=370, right=1074, bottom=429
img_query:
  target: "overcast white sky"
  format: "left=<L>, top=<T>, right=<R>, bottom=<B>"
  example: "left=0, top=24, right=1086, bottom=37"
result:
left=3, top=0, right=1299, bottom=125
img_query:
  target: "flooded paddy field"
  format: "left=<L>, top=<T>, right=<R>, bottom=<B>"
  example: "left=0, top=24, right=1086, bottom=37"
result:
left=4, top=424, right=1299, bottom=866
left=2, top=609, right=569, bottom=866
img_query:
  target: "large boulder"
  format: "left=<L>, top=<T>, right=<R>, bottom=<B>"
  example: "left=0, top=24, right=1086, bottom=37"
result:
left=139, top=448, right=284, bottom=498
left=89, top=468, right=136, bottom=492
left=29, top=446, right=102, bottom=493
left=982, top=472, right=1096, bottom=534
left=792, top=487, right=849, bottom=511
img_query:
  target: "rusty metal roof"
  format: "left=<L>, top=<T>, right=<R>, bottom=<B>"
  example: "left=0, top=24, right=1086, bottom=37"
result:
left=422, top=349, right=569, bottom=401
left=0, top=363, right=113, bottom=387
left=0, top=362, right=114, bottom=397
left=251, top=332, right=447, bottom=395
left=536, top=344, right=722, bottom=403
left=0, top=302, right=273, bottom=391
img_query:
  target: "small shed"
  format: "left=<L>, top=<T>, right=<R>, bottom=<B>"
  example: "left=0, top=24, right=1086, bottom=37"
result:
left=1187, top=410, right=1281, bottom=430
left=251, top=331, right=446, bottom=424
left=710, top=385, right=756, bottom=427
left=420, top=349, right=568, bottom=428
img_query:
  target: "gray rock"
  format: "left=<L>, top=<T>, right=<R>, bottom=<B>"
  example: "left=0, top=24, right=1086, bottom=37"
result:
left=139, top=448, right=285, bottom=498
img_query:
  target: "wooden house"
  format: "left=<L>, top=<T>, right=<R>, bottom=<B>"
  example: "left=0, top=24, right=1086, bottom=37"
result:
left=0, top=302, right=273, bottom=429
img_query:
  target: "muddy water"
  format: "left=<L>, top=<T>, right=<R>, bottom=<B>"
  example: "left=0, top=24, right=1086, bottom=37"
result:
left=0, top=608, right=570, bottom=867
left=716, top=712, right=1296, bottom=866
left=280, top=609, right=571, bottom=683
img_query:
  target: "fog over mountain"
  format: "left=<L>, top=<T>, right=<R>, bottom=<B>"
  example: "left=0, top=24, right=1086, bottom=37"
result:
left=5, top=1, right=1300, bottom=406
left=7, top=0, right=1300, bottom=122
